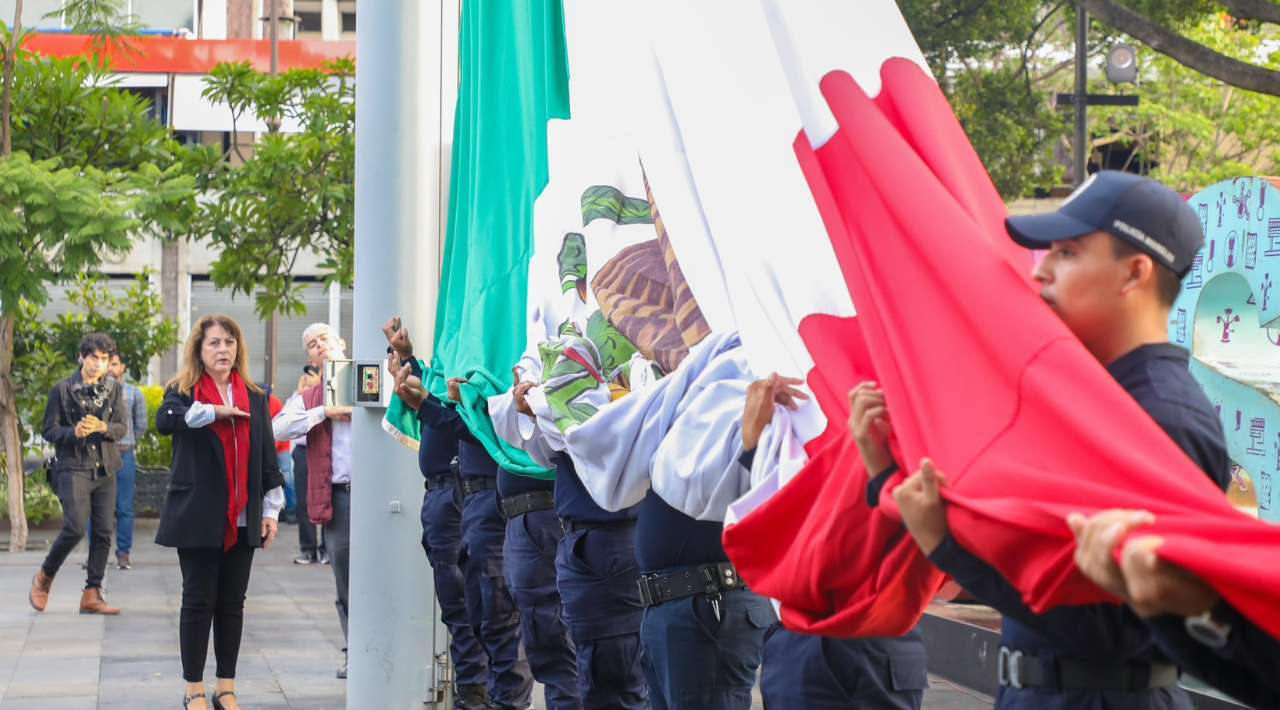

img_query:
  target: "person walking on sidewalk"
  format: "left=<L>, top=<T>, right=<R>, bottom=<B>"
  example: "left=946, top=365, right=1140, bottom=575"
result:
left=29, top=332, right=128, bottom=616
left=155, top=315, right=285, bottom=710
left=107, top=351, right=149, bottom=570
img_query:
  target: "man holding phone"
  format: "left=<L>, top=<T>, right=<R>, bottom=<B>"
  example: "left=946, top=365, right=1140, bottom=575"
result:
left=29, top=332, right=128, bottom=615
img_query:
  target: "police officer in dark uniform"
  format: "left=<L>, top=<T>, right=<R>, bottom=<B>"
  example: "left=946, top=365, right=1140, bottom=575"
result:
left=886, top=171, right=1231, bottom=710
left=496, top=462, right=581, bottom=709
left=416, top=425, right=492, bottom=710
left=385, top=320, right=522, bottom=710
left=743, top=375, right=928, bottom=710
left=549, top=451, right=647, bottom=709
left=635, top=488, right=776, bottom=709
left=381, top=335, right=491, bottom=710
left=441, top=376, right=536, bottom=710
left=509, top=383, right=649, bottom=709
left=631, top=372, right=779, bottom=709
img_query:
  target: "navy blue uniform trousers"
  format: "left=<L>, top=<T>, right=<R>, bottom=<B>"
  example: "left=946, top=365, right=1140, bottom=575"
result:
left=641, top=587, right=775, bottom=709
left=504, top=508, right=581, bottom=710
left=420, top=482, right=488, bottom=689
left=461, top=489, right=534, bottom=708
left=555, top=524, right=648, bottom=709
left=761, top=625, right=928, bottom=710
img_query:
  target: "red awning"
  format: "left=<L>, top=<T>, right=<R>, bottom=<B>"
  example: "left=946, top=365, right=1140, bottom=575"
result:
left=22, top=33, right=354, bottom=75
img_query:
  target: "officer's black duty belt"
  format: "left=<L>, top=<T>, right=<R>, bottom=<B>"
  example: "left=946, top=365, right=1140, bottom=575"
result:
left=460, top=477, right=498, bottom=497
left=424, top=474, right=455, bottom=492
left=997, top=647, right=1178, bottom=691
left=500, top=490, right=555, bottom=518
left=637, top=562, right=746, bottom=608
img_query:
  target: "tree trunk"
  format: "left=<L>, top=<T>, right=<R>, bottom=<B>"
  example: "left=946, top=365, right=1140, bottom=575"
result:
left=0, top=315, right=28, bottom=552
left=1218, top=0, right=1280, bottom=25
left=1, top=0, right=23, bottom=156
left=1079, top=0, right=1280, bottom=97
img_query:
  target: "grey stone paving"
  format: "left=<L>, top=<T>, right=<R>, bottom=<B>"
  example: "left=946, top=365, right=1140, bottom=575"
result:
left=1, top=520, right=345, bottom=710
left=1, top=520, right=991, bottom=709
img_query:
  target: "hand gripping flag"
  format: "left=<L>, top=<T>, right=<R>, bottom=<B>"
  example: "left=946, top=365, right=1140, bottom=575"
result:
left=725, top=15, right=1280, bottom=640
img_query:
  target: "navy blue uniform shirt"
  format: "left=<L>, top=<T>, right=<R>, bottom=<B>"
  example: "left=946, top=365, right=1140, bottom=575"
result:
left=410, top=388, right=493, bottom=480
left=498, top=465, right=553, bottom=498
left=929, top=342, right=1229, bottom=660
left=554, top=453, right=639, bottom=525
left=635, top=489, right=729, bottom=573
left=418, top=423, right=459, bottom=481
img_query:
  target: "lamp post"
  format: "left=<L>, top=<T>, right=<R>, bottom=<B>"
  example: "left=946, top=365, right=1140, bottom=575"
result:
left=1057, top=3, right=1139, bottom=186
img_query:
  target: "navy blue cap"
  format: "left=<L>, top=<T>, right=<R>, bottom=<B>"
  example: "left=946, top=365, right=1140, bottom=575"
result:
left=1005, top=171, right=1204, bottom=276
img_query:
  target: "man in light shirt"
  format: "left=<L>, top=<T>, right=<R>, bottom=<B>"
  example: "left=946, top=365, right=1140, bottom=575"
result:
left=273, top=323, right=353, bottom=679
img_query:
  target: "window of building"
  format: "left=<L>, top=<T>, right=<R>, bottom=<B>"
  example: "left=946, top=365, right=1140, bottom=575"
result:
left=294, top=0, right=322, bottom=37
left=123, top=86, right=168, bottom=126
left=129, top=0, right=196, bottom=33
left=338, top=0, right=355, bottom=37
left=297, top=10, right=321, bottom=33
left=0, top=0, right=196, bottom=32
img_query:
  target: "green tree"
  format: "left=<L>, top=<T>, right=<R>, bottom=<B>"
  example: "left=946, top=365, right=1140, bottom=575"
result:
left=11, top=273, right=177, bottom=474
left=1087, top=14, right=1280, bottom=191
left=198, top=58, right=356, bottom=318
left=0, top=10, right=194, bottom=549
left=900, top=1, right=1280, bottom=197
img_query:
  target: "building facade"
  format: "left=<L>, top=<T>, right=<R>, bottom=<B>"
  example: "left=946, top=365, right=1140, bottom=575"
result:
left=7, top=0, right=358, bottom=389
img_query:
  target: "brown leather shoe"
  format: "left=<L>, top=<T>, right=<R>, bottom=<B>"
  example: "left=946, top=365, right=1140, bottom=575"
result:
left=29, top=570, right=52, bottom=612
left=79, top=587, right=121, bottom=615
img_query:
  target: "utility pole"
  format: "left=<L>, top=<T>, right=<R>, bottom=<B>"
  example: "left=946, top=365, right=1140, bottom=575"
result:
left=263, top=0, right=280, bottom=390
left=1074, top=4, right=1088, bottom=186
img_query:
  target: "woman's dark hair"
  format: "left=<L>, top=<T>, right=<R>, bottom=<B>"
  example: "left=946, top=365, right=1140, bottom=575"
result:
left=79, top=332, right=117, bottom=357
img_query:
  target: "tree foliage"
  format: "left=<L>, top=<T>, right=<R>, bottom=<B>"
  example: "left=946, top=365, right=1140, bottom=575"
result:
left=900, top=1, right=1280, bottom=198
left=1089, top=14, right=1280, bottom=191
left=198, top=58, right=356, bottom=318
left=0, top=34, right=195, bottom=549
left=12, top=273, right=177, bottom=461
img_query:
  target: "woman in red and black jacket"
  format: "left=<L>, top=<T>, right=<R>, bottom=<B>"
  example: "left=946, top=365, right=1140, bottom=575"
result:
left=156, top=315, right=284, bottom=710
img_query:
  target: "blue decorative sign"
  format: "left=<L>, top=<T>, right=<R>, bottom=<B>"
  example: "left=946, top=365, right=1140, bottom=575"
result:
left=1171, top=177, right=1280, bottom=520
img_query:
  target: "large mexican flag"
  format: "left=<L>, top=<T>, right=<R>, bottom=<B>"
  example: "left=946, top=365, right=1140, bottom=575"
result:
left=416, top=0, right=570, bottom=476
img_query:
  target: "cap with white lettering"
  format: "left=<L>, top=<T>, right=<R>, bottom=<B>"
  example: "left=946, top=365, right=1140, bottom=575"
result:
left=1005, top=171, right=1204, bottom=276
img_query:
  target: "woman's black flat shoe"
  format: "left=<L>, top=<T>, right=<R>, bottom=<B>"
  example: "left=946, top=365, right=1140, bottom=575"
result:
left=212, top=690, right=236, bottom=710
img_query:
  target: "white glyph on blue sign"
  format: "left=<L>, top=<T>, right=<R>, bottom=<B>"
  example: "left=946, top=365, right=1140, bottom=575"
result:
left=1171, top=177, right=1280, bottom=520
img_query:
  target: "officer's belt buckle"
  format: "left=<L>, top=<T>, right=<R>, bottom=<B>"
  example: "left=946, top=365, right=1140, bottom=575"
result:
left=998, top=647, right=1024, bottom=689
left=636, top=574, right=658, bottom=607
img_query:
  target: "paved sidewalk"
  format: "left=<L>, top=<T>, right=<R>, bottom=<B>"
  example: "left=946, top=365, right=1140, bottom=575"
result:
left=1, top=520, right=991, bottom=709
left=1, top=520, right=346, bottom=710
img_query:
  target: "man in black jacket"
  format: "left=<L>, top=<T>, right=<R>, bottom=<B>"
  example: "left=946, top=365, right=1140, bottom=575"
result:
left=30, top=332, right=128, bottom=615
left=887, top=172, right=1229, bottom=709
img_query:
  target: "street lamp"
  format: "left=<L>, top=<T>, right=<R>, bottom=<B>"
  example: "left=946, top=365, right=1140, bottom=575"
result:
left=1106, top=44, right=1138, bottom=84
left=1057, top=6, right=1140, bottom=186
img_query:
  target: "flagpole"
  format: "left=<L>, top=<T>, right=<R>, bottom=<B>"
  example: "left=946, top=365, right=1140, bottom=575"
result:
left=350, top=0, right=452, bottom=706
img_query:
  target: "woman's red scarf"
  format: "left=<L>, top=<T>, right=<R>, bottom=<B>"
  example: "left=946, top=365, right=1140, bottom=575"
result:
left=195, top=371, right=251, bottom=550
